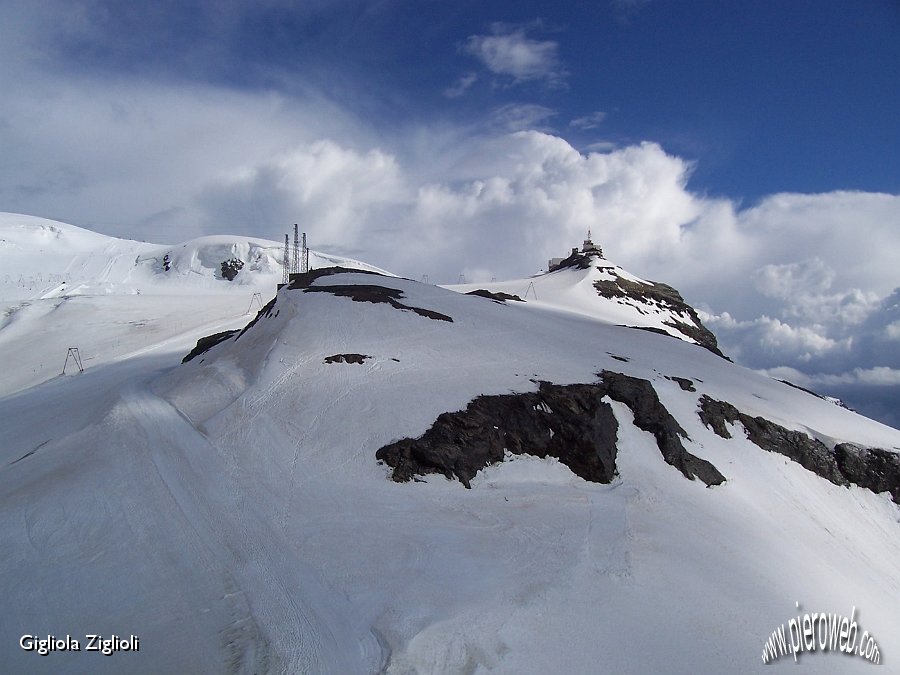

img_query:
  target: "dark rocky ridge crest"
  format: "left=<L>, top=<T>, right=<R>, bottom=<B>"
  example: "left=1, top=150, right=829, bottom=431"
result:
left=548, top=250, right=595, bottom=272
left=548, top=250, right=724, bottom=358
left=377, top=371, right=725, bottom=489
left=592, top=270, right=725, bottom=358
left=286, top=266, right=382, bottom=289
left=303, top=284, right=453, bottom=322
left=182, top=329, right=239, bottom=363
left=324, top=353, right=370, bottom=364
left=698, top=396, right=900, bottom=503
left=181, top=267, right=454, bottom=364
left=465, top=289, right=524, bottom=303
left=289, top=267, right=453, bottom=322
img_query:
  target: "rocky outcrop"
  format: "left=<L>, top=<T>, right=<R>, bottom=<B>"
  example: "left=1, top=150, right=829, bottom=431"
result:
left=377, top=372, right=725, bottom=489
left=324, top=353, right=370, bottom=364
left=834, top=444, right=900, bottom=504
left=236, top=297, right=278, bottom=339
left=304, top=284, right=453, bottom=322
left=182, top=329, right=240, bottom=363
left=465, top=289, right=524, bottom=303
left=286, top=266, right=381, bottom=289
left=666, top=376, right=696, bottom=392
left=220, top=257, right=244, bottom=281
left=593, top=272, right=725, bottom=358
left=303, top=284, right=453, bottom=323
left=288, top=268, right=453, bottom=322
left=548, top=250, right=594, bottom=272
left=698, top=396, right=900, bottom=503
left=599, top=371, right=725, bottom=486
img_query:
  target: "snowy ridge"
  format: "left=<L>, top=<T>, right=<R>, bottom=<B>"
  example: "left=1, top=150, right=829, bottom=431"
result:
left=0, top=212, right=387, bottom=300
left=447, top=250, right=722, bottom=354
left=1, top=219, right=899, bottom=674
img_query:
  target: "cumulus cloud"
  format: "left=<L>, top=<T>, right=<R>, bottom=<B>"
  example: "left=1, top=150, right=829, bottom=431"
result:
left=198, top=140, right=409, bottom=247
left=462, top=23, right=567, bottom=86
left=173, top=131, right=705, bottom=284
left=703, top=313, right=846, bottom=365
left=0, top=70, right=374, bottom=242
left=2, top=0, right=899, bottom=425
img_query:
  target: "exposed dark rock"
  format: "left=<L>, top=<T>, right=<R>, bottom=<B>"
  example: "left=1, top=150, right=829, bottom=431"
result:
left=608, top=353, right=629, bottom=363
left=778, top=379, right=826, bottom=400
left=377, top=372, right=725, bottom=489
left=220, top=257, right=244, bottom=281
left=697, top=396, right=900, bottom=503
left=548, top=250, right=596, bottom=272
left=162, top=253, right=171, bottom=272
left=834, top=444, right=900, bottom=504
left=324, top=353, right=370, bottom=365
left=304, top=284, right=453, bottom=322
left=629, top=325, right=673, bottom=338
left=698, top=396, right=844, bottom=482
left=666, top=376, right=696, bottom=392
left=593, top=272, right=725, bottom=358
left=598, top=371, right=725, bottom=486
left=465, top=289, right=524, bottom=303
left=378, top=382, right=619, bottom=488
left=182, top=330, right=240, bottom=363
left=189, top=268, right=450, bottom=364
left=286, top=266, right=381, bottom=289
left=235, top=297, right=278, bottom=340
left=663, top=320, right=727, bottom=360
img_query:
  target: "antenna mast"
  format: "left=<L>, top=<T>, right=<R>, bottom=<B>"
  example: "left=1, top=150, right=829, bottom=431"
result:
left=292, top=224, right=300, bottom=275
left=301, top=232, right=309, bottom=273
left=282, top=234, right=290, bottom=285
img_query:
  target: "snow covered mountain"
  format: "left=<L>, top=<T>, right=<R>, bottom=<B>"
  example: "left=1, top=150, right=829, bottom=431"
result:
left=449, top=244, right=723, bottom=356
left=0, top=212, right=388, bottom=301
left=1, top=215, right=899, bottom=674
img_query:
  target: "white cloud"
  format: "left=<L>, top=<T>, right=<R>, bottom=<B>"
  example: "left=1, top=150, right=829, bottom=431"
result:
left=1, top=21, right=898, bottom=424
left=0, top=70, right=376, bottom=242
left=569, top=111, right=607, bottom=130
left=886, top=321, right=900, bottom=341
left=490, top=103, right=557, bottom=132
left=753, top=258, right=835, bottom=300
left=583, top=140, right=617, bottom=152
left=749, top=258, right=880, bottom=326
left=704, top=313, right=844, bottom=364
left=199, top=140, right=409, bottom=247
left=759, top=366, right=900, bottom=389
left=463, top=24, right=566, bottom=86
left=1, top=0, right=897, bottom=426
left=815, top=367, right=900, bottom=387
left=444, top=73, right=478, bottom=99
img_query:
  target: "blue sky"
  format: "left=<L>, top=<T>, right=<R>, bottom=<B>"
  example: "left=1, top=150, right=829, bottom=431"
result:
left=1, top=0, right=899, bottom=427
left=30, top=0, right=900, bottom=201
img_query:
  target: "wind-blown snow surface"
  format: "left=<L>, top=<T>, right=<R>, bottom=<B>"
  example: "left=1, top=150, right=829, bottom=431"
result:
left=1, top=215, right=899, bottom=673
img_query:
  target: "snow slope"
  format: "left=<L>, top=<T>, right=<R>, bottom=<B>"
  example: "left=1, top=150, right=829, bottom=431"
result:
left=0, top=212, right=389, bottom=301
left=0, top=213, right=387, bottom=398
left=1, top=218, right=899, bottom=674
left=447, top=250, right=721, bottom=354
